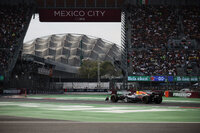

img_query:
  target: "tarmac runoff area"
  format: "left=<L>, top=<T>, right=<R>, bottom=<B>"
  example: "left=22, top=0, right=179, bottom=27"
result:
left=0, top=96, right=200, bottom=133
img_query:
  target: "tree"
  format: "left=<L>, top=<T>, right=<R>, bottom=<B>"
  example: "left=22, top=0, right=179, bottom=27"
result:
left=78, top=60, right=121, bottom=79
left=78, top=60, right=98, bottom=78
left=101, top=61, right=120, bottom=78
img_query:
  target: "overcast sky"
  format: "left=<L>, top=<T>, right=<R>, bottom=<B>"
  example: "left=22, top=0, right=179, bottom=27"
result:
left=24, top=14, right=121, bottom=45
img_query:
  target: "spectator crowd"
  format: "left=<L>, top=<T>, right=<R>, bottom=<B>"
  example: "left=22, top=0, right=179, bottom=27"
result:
left=0, top=4, right=200, bottom=77
left=128, top=5, right=200, bottom=76
left=130, top=6, right=178, bottom=49
left=0, top=4, right=30, bottom=73
left=131, top=49, right=199, bottom=76
left=181, top=6, right=200, bottom=40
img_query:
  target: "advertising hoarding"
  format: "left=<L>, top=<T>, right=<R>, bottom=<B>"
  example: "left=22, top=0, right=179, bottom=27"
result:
left=39, top=9, right=121, bottom=22
left=128, top=76, right=199, bottom=82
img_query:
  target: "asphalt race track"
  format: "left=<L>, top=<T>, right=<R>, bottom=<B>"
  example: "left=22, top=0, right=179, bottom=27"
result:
left=0, top=98, right=200, bottom=133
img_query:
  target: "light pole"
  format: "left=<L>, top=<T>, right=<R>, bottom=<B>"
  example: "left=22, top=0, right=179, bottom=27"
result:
left=97, top=58, right=101, bottom=88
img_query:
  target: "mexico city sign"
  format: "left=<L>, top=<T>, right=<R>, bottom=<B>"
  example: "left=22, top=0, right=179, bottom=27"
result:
left=39, top=9, right=121, bottom=22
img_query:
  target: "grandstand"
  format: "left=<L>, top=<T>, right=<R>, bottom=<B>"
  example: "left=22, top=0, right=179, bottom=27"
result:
left=0, top=0, right=200, bottom=91
left=128, top=5, right=200, bottom=76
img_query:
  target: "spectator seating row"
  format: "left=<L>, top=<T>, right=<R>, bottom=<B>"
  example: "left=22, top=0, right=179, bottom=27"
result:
left=0, top=4, right=31, bottom=75
left=128, top=5, right=200, bottom=76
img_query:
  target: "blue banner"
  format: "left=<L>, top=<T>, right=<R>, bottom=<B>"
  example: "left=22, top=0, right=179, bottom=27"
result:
left=167, top=76, right=174, bottom=82
left=150, top=76, right=165, bottom=81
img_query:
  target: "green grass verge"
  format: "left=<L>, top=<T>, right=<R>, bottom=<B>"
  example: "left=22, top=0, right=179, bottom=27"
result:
left=27, top=94, right=200, bottom=103
left=163, top=97, right=200, bottom=103
left=0, top=101, right=200, bottom=122
left=28, top=94, right=109, bottom=101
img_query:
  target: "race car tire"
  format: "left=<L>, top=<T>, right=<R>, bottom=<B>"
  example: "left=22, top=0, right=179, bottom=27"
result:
left=126, top=98, right=132, bottom=103
left=154, top=96, right=162, bottom=104
left=142, top=96, right=150, bottom=104
left=123, top=97, right=128, bottom=103
left=111, top=94, right=118, bottom=103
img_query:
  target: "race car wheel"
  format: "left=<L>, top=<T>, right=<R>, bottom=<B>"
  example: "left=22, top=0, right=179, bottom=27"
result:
left=154, top=96, right=162, bottom=104
left=142, top=96, right=150, bottom=104
left=111, top=94, right=118, bottom=103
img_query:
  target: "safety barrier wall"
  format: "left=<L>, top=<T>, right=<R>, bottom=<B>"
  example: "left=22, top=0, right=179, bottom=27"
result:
left=0, top=89, right=64, bottom=95
left=64, top=88, right=108, bottom=93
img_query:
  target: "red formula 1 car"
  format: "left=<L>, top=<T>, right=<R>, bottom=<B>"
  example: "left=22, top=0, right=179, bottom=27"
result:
left=109, top=90, right=162, bottom=104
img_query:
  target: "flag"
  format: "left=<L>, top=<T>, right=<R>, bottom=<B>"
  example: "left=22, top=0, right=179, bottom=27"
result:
left=140, top=0, right=148, bottom=5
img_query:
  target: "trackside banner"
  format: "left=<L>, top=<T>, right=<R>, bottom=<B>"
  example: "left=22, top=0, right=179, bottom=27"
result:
left=39, top=9, right=121, bottom=22
left=128, top=76, right=200, bottom=82
left=173, top=92, right=200, bottom=98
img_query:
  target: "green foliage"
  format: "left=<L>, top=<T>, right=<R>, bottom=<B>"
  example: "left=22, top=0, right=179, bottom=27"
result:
left=79, top=60, right=97, bottom=78
left=79, top=60, right=121, bottom=78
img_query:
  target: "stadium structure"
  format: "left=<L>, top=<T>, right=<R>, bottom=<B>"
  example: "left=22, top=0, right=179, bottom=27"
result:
left=22, top=33, right=120, bottom=75
left=0, top=0, right=200, bottom=92
left=1, top=1, right=200, bottom=132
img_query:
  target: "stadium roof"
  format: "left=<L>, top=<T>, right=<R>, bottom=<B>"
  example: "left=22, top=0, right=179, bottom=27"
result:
left=22, top=33, right=121, bottom=73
